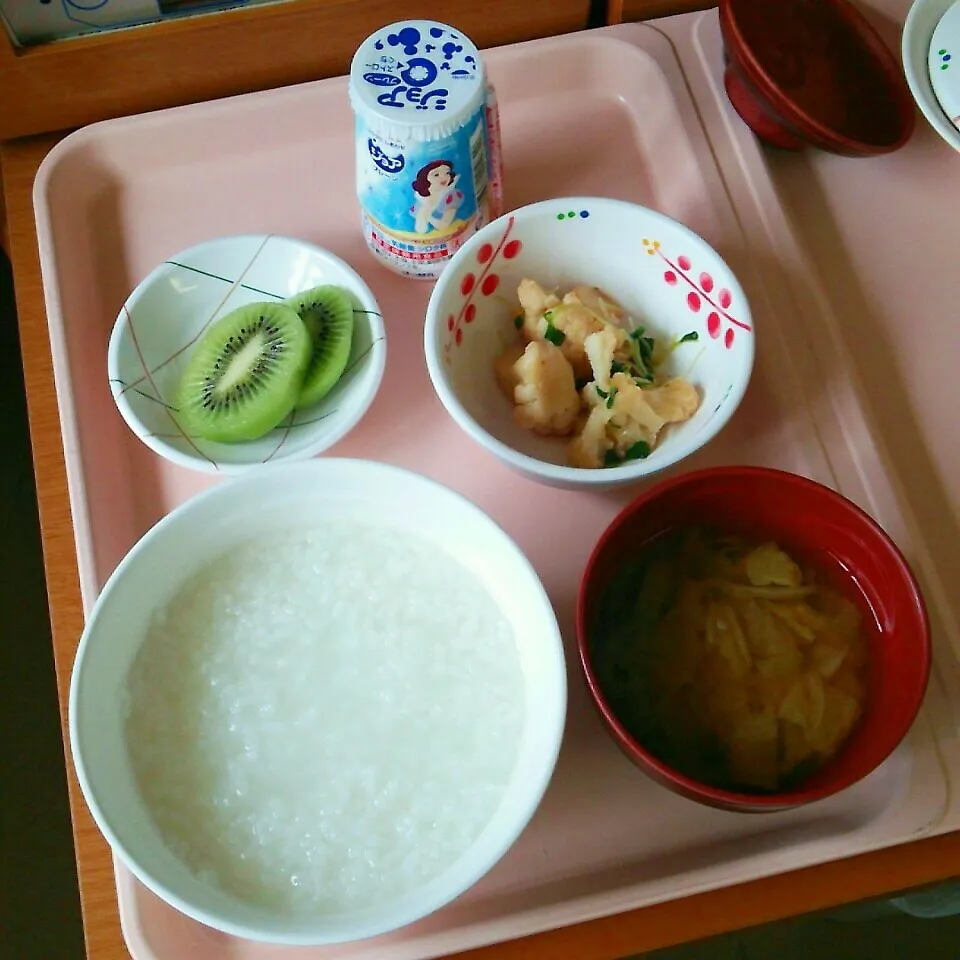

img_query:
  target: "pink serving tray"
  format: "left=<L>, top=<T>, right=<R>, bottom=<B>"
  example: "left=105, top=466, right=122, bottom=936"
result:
left=32, top=14, right=957, bottom=960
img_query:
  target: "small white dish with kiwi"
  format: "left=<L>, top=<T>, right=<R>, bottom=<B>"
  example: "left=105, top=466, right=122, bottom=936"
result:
left=108, top=234, right=387, bottom=474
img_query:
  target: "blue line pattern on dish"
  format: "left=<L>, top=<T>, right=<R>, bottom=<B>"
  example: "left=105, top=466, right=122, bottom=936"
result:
left=164, top=260, right=286, bottom=301
left=113, top=234, right=384, bottom=466
left=116, top=235, right=274, bottom=400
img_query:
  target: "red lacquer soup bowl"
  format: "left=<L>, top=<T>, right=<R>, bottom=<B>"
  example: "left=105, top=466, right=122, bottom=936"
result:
left=576, top=466, right=931, bottom=813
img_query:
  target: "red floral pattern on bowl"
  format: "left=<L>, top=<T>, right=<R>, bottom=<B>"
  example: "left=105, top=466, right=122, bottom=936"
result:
left=442, top=215, right=524, bottom=357
left=642, top=237, right=752, bottom=350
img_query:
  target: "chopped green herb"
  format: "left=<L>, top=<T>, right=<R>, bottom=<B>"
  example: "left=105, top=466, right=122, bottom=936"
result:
left=634, top=373, right=654, bottom=385
left=544, top=321, right=566, bottom=346
left=627, top=338, right=655, bottom=377
left=628, top=347, right=646, bottom=375
left=629, top=326, right=646, bottom=341
left=604, top=449, right=623, bottom=467
left=610, top=361, right=625, bottom=374
left=513, top=314, right=524, bottom=330
left=605, top=386, right=618, bottom=409
left=678, top=331, right=699, bottom=344
left=544, top=310, right=554, bottom=321
left=595, top=385, right=609, bottom=399
left=624, top=440, right=651, bottom=461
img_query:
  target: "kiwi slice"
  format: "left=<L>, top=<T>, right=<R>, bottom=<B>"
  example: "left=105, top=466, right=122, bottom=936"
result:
left=285, top=285, right=355, bottom=409
left=175, top=302, right=311, bottom=443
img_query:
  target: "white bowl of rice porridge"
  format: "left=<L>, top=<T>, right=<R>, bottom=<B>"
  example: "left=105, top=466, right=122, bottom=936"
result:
left=68, top=459, right=566, bottom=945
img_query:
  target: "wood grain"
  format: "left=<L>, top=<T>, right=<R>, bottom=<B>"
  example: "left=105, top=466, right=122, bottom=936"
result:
left=5, top=124, right=960, bottom=960
left=1, top=162, right=7, bottom=256
left=1, top=132, right=128, bottom=960
left=0, top=0, right=589, bottom=141
left=610, top=0, right=717, bottom=23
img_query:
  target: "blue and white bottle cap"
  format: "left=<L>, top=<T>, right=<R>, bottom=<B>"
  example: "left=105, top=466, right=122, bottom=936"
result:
left=349, top=20, right=487, bottom=142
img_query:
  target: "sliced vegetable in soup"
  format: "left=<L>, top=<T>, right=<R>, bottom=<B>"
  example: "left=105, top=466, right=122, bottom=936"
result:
left=593, top=528, right=868, bottom=793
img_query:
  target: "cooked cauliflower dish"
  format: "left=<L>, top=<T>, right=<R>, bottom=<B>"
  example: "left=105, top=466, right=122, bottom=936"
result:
left=493, top=279, right=702, bottom=468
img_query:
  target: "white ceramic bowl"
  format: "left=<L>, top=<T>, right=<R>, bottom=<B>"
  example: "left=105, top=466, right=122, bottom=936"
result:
left=108, top=235, right=387, bottom=475
left=69, top=458, right=566, bottom=945
left=424, top=198, right=755, bottom=490
left=903, top=0, right=960, bottom=152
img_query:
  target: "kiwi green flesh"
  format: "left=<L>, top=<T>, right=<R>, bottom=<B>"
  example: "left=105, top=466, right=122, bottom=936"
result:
left=175, top=302, right=311, bottom=443
left=285, top=285, right=355, bottom=410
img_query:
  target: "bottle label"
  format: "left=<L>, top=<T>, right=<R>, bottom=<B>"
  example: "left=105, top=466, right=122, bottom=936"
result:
left=354, top=104, right=491, bottom=277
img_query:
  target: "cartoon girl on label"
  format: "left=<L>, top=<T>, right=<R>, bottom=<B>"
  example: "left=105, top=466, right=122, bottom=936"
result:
left=410, top=160, right=464, bottom=235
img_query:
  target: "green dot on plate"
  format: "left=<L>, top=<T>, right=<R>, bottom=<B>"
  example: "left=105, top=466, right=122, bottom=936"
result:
left=556, top=213, right=564, bottom=220
left=943, top=63, right=950, bottom=70
left=567, top=211, right=575, bottom=218
left=939, top=49, right=947, bottom=55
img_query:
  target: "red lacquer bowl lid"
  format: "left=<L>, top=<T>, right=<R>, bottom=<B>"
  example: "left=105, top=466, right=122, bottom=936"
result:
left=719, top=0, right=916, bottom=156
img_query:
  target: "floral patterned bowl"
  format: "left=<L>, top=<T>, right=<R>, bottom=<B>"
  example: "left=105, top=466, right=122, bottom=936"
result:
left=423, top=198, right=755, bottom=489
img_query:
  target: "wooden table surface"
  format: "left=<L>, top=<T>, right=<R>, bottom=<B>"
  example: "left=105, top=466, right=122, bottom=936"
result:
left=4, top=16, right=960, bottom=960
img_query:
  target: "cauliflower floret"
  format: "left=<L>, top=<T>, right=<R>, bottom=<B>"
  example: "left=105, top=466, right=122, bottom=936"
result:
left=493, top=340, right=526, bottom=400
left=565, top=286, right=631, bottom=327
left=512, top=341, right=580, bottom=436
left=572, top=373, right=661, bottom=466
left=568, top=404, right=614, bottom=468
left=643, top=377, right=701, bottom=422
left=572, top=372, right=700, bottom=466
left=549, top=303, right=608, bottom=380
left=608, top=372, right=667, bottom=446
left=518, top=279, right=632, bottom=381
left=583, top=328, right=619, bottom=389
left=517, top=278, right=560, bottom=343
left=567, top=373, right=666, bottom=467
left=568, top=288, right=638, bottom=370
left=507, top=279, right=701, bottom=469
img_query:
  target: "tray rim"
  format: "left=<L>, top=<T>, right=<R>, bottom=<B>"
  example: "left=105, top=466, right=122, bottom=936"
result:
left=29, top=16, right=954, bottom=960
left=670, top=9, right=960, bottom=733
